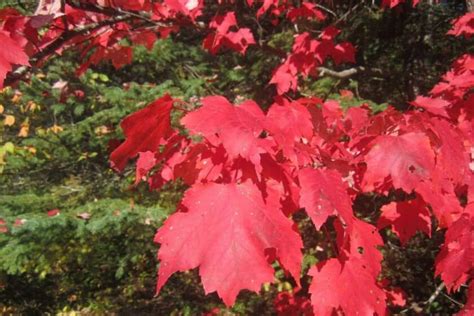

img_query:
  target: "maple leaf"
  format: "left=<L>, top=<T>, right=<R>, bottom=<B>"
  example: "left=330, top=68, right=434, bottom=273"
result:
left=415, top=173, right=463, bottom=228
left=322, top=99, right=344, bottom=127
left=34, top=0, right=64, bottom=17
left=298, top=168, right=353, bottom=229
left=110, top=95, right=174, bottom=171
left=110, top=46, right=133, bottom=69
left=162, top=0, right=202, bottom=20
left=343, top=105, right=370, bottom=134
left=287, top=2, right=325, bottom=22
left=378, top=196, right=431, bottom=245
left=154, top=181, right=303, bottom=306
left=342, top=218, right=384, bottom=276
left=0, top=30, right=29, bottom=88
left=386, top=287, right=407, bottom=307
left=435, top=207, right=473, bottom=291
left=266, top=101, right=313, bottom=163
left=269, top=61, right=298, bottom=94
left=363, top=132, right=435, bottom=192
left=110, top=0, right=150, bottom=11
left=309, top=257, right=386, bottom=316
left=135, top=151, right=157, bottom=185
left=331, top=42, right=356, bottom=65
left=162, top=142, right=226, bottom=186
left=270, top=29, right=355, bottom=94
left=411, top=96, right=451, bottom=118
left=381, top=0, right=404, bottom=8
left=131, top=30, right=158, bottom=50
left=223, top=28, right=256, bottom=54
left=256, top=0, right=279, bottom=17
left=202, top=12, right=255, bottom=54
left=427, top=118, right=470, bottom=184
left=448, top=12, right=474, bottom=38
left=259, top=154, right=301, bottom=215
left=181, top=96, right=268, bottom=170
left=309, top=218, right=385, bottom=315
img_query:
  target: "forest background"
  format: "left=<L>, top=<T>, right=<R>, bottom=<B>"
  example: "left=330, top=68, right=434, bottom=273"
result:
left=0, top=0, right=472, bottom=314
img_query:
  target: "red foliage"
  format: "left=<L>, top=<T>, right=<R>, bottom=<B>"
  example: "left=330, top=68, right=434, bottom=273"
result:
left=1, top=1, right=473, bottom=314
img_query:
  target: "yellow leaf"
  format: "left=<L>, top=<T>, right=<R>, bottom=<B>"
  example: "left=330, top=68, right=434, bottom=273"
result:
left=11, top=93, right=21, bottom=103
left=4, top=115, right=15, bottom=126
left=25, top=146, right=36, bottom=154
left=36, top=127, right=46, bottom=136
left=49, top=124, right=63, bottom=134
left=18, top=124, right=29, bottom=137
left=0, top=105, right=3, bottom=114
left=26, top=101, right=38, bottom=112
left=95, top=125, right=111, bottom=135
left=0, top=87, right=10, bottom=94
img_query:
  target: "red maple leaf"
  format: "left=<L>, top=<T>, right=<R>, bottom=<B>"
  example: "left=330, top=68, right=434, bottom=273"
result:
left=202, top=12, right=255, bottom=54
left=363, top=132, right=435, bottom=192
left=135, top=151, right=157, bottom=185
left=266, top=101, right=313, bottom=163
left=0, top=30, right=29, bottom=88
left=435, top=206, right=473, bottom=292
left=378, top=196, right=431, bottom=245
left=379, top=279, right=407, bottom=307
left=162, top=141, right=226, bottom=186
left=411, top=96, right=451, bottom=118
left=286, top=2, right=325, bottom=22
left=448, top=12, right=474, bottom=38
left=309, top=217, right=385, bottom=315
left=415, top=170, right=463, bottom=228
left=298, top=168, right=353, bottom=229
left=426, top=118, right=470, bottom=185
left=181, top=96, right=269, bottom=169
left=270, top=62, right=298, bottom=95
left=309, top=256, right=387, bottom=316
left=342, top=218, right=384, bottom=276
left=154, top=181, right=303, bottom=306
left=110, top=94, right=174, bottom=171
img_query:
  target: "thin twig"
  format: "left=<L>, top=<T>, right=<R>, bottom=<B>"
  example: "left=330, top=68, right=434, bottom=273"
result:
left=441, top=292, right=464, bottom=307
left=318, top=66, right=365, bottom=79
left=425, top=283, right=446, bottom=306
left=315, top=4, right=337, bottom=18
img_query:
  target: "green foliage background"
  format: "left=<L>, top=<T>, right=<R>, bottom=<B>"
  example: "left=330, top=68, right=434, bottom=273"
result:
left=0, top=2, right=472, bottom=314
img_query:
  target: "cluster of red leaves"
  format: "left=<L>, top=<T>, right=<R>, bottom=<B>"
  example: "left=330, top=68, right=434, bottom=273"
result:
left=1, top=1, right=473, bottom=315
left=107, top=8, right=473, bottom=314
left=203, top=12, right=255, bottom=54
left=0, top=0, right=351, bottom=92
left=270, top=26, right=355, bottom=94
left=109, top=49, right=473, bottom=315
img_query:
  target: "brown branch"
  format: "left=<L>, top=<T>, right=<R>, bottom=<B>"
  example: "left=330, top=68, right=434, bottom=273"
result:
left=65, top=0, right=161, bottom=25
left=318, top=66, right=365, bottom=79
left=318, top=66, right=384, bottom=79
left=425, top=283, right=446, bottom=306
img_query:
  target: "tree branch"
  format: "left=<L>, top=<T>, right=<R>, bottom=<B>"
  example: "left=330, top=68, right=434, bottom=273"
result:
left=318, top=66, right=365, bottom=79
left=5, top=0, right=174, bottom=86
left=5, top=15, right=133, bottom=86
left=425, top=283, right=446, bottom=306
left=317, top=66, right=384, bottom=79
